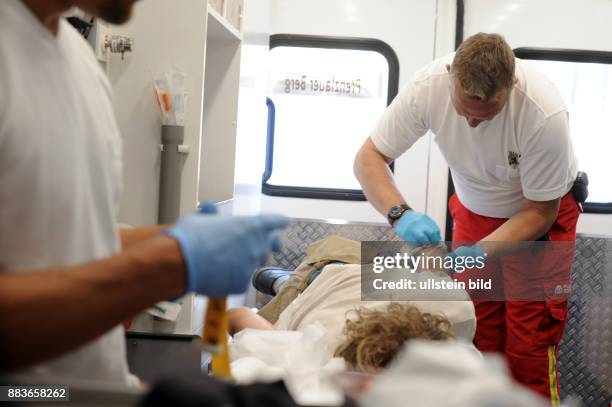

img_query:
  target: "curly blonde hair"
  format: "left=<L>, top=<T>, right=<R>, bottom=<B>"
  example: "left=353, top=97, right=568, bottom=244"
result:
left=334, top=303, right=453, bottom=370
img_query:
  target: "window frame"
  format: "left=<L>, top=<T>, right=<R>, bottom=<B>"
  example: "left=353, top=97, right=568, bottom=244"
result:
left=514, top=47, right=612, bottom=214
left=262, top=34, right=400, bottom=201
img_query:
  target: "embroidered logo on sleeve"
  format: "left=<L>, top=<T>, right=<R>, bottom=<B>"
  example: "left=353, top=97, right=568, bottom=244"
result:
left=508, top=151, right=522, bottom=169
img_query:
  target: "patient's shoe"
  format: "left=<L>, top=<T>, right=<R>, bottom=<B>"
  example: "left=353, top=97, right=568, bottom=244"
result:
left=252, top=267, right=293, bottom=295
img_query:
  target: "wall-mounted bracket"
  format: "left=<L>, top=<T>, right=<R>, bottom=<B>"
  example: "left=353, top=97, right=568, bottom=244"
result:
left=105, top=34, right=134, bottom=60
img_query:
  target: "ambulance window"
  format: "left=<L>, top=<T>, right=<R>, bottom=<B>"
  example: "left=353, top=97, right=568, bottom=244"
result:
left=515, top=48, right=612, bottom=213
left=262, top=35, right=399, bottom=200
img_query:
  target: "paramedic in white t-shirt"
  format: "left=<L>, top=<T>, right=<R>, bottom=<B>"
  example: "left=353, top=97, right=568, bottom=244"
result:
left=354, top=33, right=580, bottom=402
left=0, top=0, right=287, bottom=385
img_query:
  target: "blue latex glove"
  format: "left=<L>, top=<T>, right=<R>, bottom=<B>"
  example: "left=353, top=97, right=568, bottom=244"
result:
left=446, top=245, right=487, bottom=273
left=394, top=211, right=441, bottom=245
left=198, top=201, right=218, bottom=214
left=167, top=212, right=289, bottom=297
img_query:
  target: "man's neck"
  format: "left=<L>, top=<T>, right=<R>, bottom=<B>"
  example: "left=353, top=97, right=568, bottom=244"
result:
left=20, top=0, right=71, bottom=36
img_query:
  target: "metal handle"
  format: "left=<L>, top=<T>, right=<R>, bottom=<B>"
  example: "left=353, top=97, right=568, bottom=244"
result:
left=262, top=97, right=276, bottom=184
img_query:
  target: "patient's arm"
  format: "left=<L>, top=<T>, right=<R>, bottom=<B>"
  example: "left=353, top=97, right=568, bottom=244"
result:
left=228, top=307, right=273, bottom=335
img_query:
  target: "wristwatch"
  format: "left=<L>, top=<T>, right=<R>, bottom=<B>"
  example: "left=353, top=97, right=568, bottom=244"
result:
left=387, top=204, right=411, bottom=226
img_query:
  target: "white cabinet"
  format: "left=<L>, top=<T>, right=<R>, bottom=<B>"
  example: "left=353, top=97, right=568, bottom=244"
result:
left=208, top=0, right=244, bottom=32
left=110, top=0, right=244, bottom=335
left=199, top=7, right=243, bottom=204
left=208, top=0, right=224, bottom=15
left=111, top=0, right=243, bottom=225
left=225, top=0, right=244, bottom=32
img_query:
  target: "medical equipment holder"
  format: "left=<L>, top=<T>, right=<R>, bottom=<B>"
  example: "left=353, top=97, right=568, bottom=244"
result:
left=158, top=125, right=188, bottom=224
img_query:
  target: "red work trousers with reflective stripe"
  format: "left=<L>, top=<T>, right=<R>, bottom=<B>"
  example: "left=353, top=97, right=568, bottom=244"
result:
left=449, top=192, right=580, bottom=404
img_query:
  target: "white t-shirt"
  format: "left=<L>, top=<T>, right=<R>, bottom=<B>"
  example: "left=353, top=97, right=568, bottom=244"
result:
left=0, top=0, right=136, bottom=387
left=274, top=264, right=476, bottom=351
left=370, top=54, right=578, bottom=218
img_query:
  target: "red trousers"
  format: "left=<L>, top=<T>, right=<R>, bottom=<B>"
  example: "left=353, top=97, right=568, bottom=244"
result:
left=449, top=192, right=580, bottom=404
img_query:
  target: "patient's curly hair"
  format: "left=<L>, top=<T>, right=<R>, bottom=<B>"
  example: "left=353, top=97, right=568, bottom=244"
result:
left=334, top=303, right=453, bottom=370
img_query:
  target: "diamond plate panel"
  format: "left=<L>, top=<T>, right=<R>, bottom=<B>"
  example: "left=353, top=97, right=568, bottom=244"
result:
left=265, top=220, right=399, bottom=270
left=558, top=236, right=612, bottom=406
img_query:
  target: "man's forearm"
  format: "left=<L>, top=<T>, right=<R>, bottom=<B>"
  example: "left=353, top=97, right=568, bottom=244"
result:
left=480, top=201, right=559, bottom=258
left=120, top=226, right=169, bottom=250
left=0, top=236, right=186, bottom=372
left=354, top=138, right=407, bottom=216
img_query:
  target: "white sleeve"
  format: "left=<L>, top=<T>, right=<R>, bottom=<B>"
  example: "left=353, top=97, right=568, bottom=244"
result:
left=369, top=80, right=430, bottom=160
left=520, top=111, right=574, bottom=201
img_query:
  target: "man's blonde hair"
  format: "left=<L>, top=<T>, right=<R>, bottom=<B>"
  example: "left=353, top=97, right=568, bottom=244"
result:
left=334, top=303, right=453, bottom=370
left=451, top=33, right=515, bottom=102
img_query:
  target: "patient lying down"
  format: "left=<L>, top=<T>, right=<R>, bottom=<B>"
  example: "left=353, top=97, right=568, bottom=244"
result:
left=229, top=301, right=454, bottom=371
left=228, top=244, right=475, bottom=371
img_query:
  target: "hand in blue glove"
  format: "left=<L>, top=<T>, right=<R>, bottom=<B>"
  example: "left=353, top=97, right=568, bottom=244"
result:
left=394, top=211, right=441, bottom=245
left=198, top=201, right=218, bottom=214
left=446, top=245, right=487, bottom=273
left=166, top=211, right=289, bottom=297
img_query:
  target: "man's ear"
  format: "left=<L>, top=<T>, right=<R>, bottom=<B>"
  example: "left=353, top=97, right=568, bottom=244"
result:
left=445, top=64, right=451, bottom=73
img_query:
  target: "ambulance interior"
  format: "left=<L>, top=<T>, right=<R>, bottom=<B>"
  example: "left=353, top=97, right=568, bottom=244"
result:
left=17, top=0, right=612, bottom=405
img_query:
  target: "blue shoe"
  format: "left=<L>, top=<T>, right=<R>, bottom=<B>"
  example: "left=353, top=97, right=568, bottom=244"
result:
left=251, top=267, right=293, bottom=296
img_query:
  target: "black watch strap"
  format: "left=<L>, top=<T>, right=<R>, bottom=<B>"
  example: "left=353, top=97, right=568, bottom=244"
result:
left=387, top=204, right=411, bottom=226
